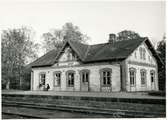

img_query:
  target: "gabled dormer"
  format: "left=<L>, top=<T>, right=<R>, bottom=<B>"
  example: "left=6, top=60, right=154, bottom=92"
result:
left=52, top=41, right=81, bottom=67
left=58, top=46, right=78, bottom=62
left=126, top=42, right=157, bottom=67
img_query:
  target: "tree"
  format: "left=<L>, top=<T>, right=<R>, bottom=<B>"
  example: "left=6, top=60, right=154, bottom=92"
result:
left=117, top=30, right=141, bottom=41
left=1, top=27, right=39, bottom=89
left=42, top=22, right=89, bottom=52
left=156, top=34, right=166, bottom=91
left=42, top=30, right=64, bottom=52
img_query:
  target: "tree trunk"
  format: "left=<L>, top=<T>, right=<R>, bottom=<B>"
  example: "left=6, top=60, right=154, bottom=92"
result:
left=6, top=80, right=10, bottom=90
left=19, top=76, right=22, bottom=90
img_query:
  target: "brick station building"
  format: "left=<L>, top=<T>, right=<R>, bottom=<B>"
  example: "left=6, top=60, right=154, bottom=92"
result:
left=30, top=34, right=162, bottom=92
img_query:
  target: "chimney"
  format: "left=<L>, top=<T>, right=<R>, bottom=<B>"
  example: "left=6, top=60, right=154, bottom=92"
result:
left=108, top=33, right=116, bottom=44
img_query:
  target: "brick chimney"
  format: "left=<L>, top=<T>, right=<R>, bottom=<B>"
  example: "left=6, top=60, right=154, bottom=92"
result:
left=108, top=33, right=116, bottom=44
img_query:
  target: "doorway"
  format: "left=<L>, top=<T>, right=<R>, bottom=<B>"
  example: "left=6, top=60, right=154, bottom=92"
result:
left=80, top=71, right=89, bottom=91
left=150, top=71, right=155, bottom=90
left=39, top=73, right=46, bottom=90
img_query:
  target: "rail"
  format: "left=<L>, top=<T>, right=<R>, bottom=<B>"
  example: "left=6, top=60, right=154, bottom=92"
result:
left=2, top=101, right=165, bottom=118
left=2, top=112, right=45, bottom=119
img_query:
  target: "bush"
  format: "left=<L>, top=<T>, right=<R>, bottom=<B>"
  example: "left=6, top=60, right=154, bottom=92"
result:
left=21, top=81, right=30, bottom=90
left=2, top=83, right=6, bottom=89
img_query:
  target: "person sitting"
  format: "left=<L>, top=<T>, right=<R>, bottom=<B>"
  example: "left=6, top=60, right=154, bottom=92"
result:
left=45, top=84, right=50, bottom=91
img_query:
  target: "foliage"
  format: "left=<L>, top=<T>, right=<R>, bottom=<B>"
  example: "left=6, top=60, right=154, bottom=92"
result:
left=157, top=36, right=166, bottom=64
left=156, top=34, right=166, bottom=91
left=42, top=30, right=63, bottom=52
left=116, top=30, right=141, bottom=41
left=42, top=22, right=89, bottom=52
left=1, top=27, right=39, bottom=89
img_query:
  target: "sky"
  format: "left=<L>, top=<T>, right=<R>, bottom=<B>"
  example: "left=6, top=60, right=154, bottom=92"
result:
left=0, top=0, right=166, bottom=56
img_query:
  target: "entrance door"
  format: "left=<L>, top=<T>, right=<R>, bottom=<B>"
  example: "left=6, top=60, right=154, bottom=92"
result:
left=150, top=71, right=155, bottom=90
left=39, top=73, right=46, bottom=90
left=81, top=72, right=89, bottom=91
left=151, top=81, right=155, bottom=90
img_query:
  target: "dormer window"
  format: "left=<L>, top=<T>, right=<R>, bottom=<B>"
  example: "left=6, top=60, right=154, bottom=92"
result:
left=67, top=48, right=75, bottom=61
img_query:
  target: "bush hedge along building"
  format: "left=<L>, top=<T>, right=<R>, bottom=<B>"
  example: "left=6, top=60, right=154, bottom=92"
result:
left=30, top=34, right=162, bottom=92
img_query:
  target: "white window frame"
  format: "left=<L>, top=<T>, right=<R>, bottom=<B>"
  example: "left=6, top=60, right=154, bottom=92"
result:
left=100, top=68, right=112, bottom=87
left=53, top=72, right=61, bottom=87
left=139, top=47, right=146, bottom=60
left=129, top=68, right=136, bottom=87
left=39, top=72, right=46, bottom=85
left=140, top=69, right=147, bottom=86
left=66, top=70, right=75, bottom=87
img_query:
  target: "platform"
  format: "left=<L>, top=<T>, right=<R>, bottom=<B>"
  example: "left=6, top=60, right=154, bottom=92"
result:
left=2, top=90, right=165, bottom=99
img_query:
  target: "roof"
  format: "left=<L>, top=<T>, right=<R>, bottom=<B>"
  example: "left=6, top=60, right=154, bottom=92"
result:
left=29, top=49, right=60, bottom=67
left=84, top=38, right=143, bottom=62
left=30, top=37, right=162, bottom=68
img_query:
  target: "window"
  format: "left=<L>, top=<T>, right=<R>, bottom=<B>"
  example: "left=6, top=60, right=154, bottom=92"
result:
left=67, top=52, right=71, bottom=60
left=67, top=48, right=75, bottom=61
left=139, top=47, right=146, bottom=60
left=134, top=52, right=137, bottom=58
left=148, top=55, right=150, bottom=61
left=80, top=69, right=90, bottom=87
left=39, top=73, right=46, bottom=85
left=53, top=72, right=61, bottom=86
left=129, top=68, right=136, bottom=86
left=150, top=59, right=153, bottom=64
left=143, top=49, right=146, bottom=60
left=139, top=47, right=143, bottom=59
left=100, top=68, right=112, bottom=87
left=82, top=72, right=89, bottom=83
left=66, top=71, right=75, bottom=87
left=140, top=69, right=146, bottom=85
left=150, top=70, right=155, bottom=83
left=71, top=52, right=76, bottom=60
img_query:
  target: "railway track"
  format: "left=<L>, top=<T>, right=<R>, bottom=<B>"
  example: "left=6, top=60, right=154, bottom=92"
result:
left=2, top=112, right=44, bottom=119
left=2, top=101, right=165, bottom=118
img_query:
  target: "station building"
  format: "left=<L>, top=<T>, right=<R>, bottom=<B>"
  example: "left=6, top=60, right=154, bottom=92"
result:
left=30, top=34, right=161, bottom=92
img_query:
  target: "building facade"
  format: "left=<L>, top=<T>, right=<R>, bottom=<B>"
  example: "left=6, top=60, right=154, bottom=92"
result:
left=30, top=35, right=161, bottom=92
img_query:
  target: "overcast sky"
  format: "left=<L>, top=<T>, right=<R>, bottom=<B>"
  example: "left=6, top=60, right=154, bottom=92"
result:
left=0, top=0, right=165, bottom=51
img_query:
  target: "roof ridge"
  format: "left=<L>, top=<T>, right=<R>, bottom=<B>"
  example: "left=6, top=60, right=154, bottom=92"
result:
left=88, top=38, right=145, bottom=46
